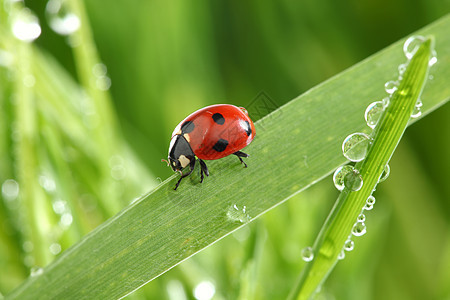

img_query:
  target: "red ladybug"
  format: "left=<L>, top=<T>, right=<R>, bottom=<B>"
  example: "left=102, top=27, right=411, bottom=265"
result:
left=164, top=104, right=256, bottom=190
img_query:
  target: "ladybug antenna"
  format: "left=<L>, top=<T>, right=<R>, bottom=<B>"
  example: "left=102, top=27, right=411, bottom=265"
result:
left=176, top=169, right=183, bottom=176
left=161, top=159, right=169, bottom=167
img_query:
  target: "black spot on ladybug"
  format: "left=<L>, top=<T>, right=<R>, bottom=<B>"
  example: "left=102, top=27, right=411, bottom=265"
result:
left=212, top=113, right=225, bottom=125
left=212, top=139, right=228, bottom=152
left=181, top=121, right=195, bottom=134
left=244, top=121, right=252, bottom=136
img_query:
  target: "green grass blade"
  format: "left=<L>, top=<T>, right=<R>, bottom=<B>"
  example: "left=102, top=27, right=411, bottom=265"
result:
left=6, top=15, right=450, bottom=300
left=290, top=38, right=433, bottom=300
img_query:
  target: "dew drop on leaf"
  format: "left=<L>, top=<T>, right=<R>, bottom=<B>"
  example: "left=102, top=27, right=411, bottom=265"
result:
left=226, top=204, right=251, bottom=223
left=378, top=164, right=390, bottom=183
left=30, top=267, right=44, bottom=277
left=344, top=239, right=354, bottom=251
left=403, top=35, right=427, bottom=60
left=364, top=101, right=384, bottom=129
left=343, top=168, right=363, bottom=191
left=357, top=213, right=366, bottom=222
left=352, top=221, right=367, bottom=237
left=333, top=165, right=353, bottom=191
left=342, top=133, right=370, bottom=162
left=363, top=195, right=376, bottom=211
left=301, top=246, right=314, bottom=262
left=384, top=81, right=399, bottom=94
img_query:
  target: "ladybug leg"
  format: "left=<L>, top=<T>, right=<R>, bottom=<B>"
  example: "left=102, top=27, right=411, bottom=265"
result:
left=198, top=159, right=209, bottom=183
left=174, top=159, right=196, bottom=190
left=233, top=151, right=249, bottom=168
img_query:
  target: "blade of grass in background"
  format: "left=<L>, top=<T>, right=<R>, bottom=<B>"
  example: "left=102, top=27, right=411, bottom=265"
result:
left=6, top=15, right=450, bottom=299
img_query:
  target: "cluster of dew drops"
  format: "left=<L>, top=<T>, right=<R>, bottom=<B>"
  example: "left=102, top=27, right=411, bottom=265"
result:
left=301, top=36, right=437, bottom=263
left=6, top=0, right=79, bottom=43
left=2, top=0, right=111, bottom=91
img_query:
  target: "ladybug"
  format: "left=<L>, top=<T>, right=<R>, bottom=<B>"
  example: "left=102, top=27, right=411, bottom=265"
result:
left=164, top=104, right=256, bottom=190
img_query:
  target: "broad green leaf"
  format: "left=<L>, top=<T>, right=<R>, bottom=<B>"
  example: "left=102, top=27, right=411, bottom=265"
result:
left=7, top=14, right=450, bottom=300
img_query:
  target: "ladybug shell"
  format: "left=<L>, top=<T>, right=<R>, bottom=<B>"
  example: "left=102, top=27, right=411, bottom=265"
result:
left=171, top=104, right=255, bottom=160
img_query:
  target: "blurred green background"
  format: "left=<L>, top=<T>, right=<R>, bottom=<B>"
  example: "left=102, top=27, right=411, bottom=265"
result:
left=1, top=0, right=449, bottom=299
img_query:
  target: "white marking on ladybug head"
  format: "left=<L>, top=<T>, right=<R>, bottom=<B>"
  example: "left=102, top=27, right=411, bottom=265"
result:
left=183, top=133, right=191, bottom=143
left=178, top=155, right=190, bottom=168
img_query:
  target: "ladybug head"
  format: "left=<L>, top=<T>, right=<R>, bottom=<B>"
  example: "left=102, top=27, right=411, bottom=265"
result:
left=167, top=135, right=195, bottom=172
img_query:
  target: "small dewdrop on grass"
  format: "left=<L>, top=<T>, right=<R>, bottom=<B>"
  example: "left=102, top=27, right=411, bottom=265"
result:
left=378, top=164, right=390, bottom=183
left=344, top=239, right=355, bottom=252
left=351, top=221, right=367, bottom=237
left=365, top=101, right=384, bottom=129
left=384, top=80, right=399, bottom=94
left=342, top=133, right=371, bottom=162
left=301, top=247, right=314, bottom=262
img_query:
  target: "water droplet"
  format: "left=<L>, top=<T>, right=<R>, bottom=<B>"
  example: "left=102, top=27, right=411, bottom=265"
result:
left=363, top=195, right=376, bottom=211
left=366, top=195, right=376, bottom=205
left=39, top=175, right=56, bottom=192
left=46, top=0, right=80, bottom=36
left=333, top=165, right=353, bottom=191
left=385, top=81, right=399, bottom=94
left=378, top=164, right=390, bottom=183
left=193, top=280, right=215, bottom=300
left=49, top=243, right=61, bottom=255
left=352, top=221, right=367, bottom=236
left=342, top=133, right=370, bottom=162
left=398, top=63, right=407, bottom=76
left=95, top=76, right=111, bottom=91
left=344, top=239, right=354, bottom=251
left=226, top=204, right=251, bottom=223
left=2, top=179, right=20, bottom=201
left=344, top=168, right=363, bottom=191
left=411, top=104, right=422, bottom=118
left=109, top=155, right=126, bottom=180
left=92, top=63, right=111, bottom=90
left=357, top=213, right=366, bottom=222
left=364, top=101, right=384, bottom=129
left=403, top=35, right=426, bottom=60
left=429, top=50, right=437, bottom=66
left=60, top=212, right=73, bottom=227
left=12, top=8, right=41, bottom=42
left=22, top=241, right=34, bottom=252
left=415, top=99, right=423, bottom=109
left=52, top=199, right=66, bottom=214
left=382, top=97, right=390, bottom=108
left=92, top=63, right=107, bottom=77
left=111, top=165, right=126, bottom=180
left=334, top=165, right=363, bottom=192
left=337, top=250, right=345, bottom=260
left=30, top=267, right=43, bottom=277
left=301, top=246, right=314, bottom=262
